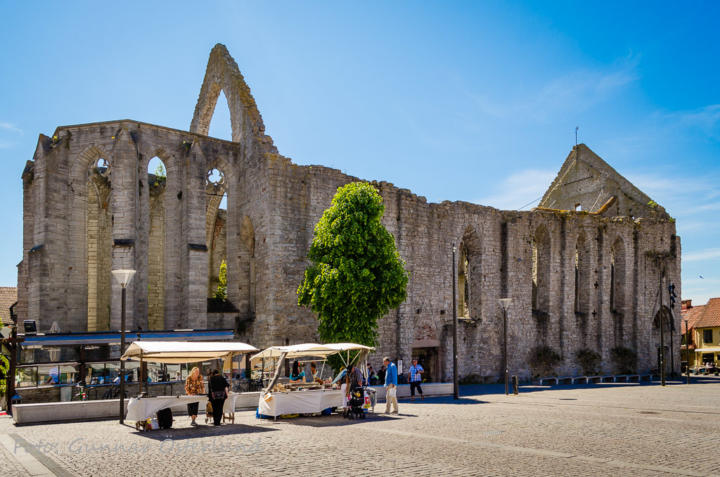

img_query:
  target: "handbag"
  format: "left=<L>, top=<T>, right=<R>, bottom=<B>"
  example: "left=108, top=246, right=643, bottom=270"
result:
left=211, top=389, right=226, bottom=400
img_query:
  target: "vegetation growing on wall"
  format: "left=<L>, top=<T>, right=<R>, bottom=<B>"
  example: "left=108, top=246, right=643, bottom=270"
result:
left=610, top=346, right=637, bottom=374
left=214, top=260, right=227, bottom=300
left=529, top=345, right=562, bottom=378
left=575, top=348, right=601, bottom=375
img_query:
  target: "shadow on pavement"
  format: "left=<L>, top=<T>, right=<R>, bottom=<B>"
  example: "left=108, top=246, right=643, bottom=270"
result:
left=266, top=413, right=412, bottom=427
left=134, top=423, right=277, bottom=440
left=397, top=396, right=489, bottom=405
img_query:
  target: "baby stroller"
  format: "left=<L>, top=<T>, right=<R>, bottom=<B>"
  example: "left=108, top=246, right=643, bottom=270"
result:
left=344, top=387, right=365, bottom=420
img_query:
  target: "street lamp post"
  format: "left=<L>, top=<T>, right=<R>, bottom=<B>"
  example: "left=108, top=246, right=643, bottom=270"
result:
left=499, top=298, right=512, bottom=395
left=112, top=269, right=135, bottom=424
left=452, top=243, right=458, bottom=400
left=685, top=319, right=690, bottom=385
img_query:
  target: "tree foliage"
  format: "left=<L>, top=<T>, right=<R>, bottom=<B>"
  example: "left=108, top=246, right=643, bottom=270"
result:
left=0, top=334, right=9, bottom=397
left=214, top=259, right=227, bottom=300
left=298, top=182, right=409, bottom=347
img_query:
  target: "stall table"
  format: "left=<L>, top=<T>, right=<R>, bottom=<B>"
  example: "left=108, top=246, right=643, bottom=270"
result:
left=258, top=388, right=345, bottom=417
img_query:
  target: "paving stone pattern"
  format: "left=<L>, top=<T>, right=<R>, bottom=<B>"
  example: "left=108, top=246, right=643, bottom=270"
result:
left=2, top=382, right=720, bottom=476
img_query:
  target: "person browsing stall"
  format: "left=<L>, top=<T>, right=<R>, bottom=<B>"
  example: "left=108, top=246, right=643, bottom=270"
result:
left=207, top=369, right=229, bottom=426
left=184, top=366, right=204, bottom=427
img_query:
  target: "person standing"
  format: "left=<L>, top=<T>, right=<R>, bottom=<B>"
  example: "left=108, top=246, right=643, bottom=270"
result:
left=383, top=357, right=398, bottom=414
left=208, top=369, right=229, bottom=426
left=184, top=366, right=204, bottom=426
left=408, top=358, right=424, bottom=401
left=347, top=362, right=363, bottom=391
left=377, top=365, right=386, bottom=385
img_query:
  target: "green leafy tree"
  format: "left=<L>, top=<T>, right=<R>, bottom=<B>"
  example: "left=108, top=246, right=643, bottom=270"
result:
left=0, top=334, right=9, bottom=397
left=214, top=260, right=227, bottom=300
left=153, top=163, right=166, bottom=186
left=298, top=182, right=409, bottom=348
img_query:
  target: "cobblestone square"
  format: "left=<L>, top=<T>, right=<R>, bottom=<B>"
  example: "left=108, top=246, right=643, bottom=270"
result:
left=2, top=382, right=720, bottom=476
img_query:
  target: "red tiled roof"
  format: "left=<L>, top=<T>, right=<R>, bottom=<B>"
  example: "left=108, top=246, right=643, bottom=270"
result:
left=0, top=286, right=17, bottom=326
left=695, top=298, right=720, bottom=329
left=682, top=302, right=706, bottom=331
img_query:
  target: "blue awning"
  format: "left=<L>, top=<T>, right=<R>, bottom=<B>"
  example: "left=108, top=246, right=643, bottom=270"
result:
left=21, top=329, right=235, bottom=347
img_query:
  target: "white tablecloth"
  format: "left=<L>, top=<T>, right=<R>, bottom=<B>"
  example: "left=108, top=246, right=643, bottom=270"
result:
left=257, top=389, right=345, bottom=417
left=223, top=392, right=240, bottom=413
left=126, top=395, right=208, bottom=422
left=126, top=393, right=245, bottom=422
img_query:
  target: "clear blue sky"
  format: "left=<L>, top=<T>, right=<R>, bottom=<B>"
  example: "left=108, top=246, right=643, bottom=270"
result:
left=1, top=1, right=718, bottom=304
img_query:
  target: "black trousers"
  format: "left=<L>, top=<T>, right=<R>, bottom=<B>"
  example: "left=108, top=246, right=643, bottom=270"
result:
left=410, top=381, right=423, bottom=396
left=210, top=398, right=225, bottom=425
left=187, top=401, right=199, bottom=416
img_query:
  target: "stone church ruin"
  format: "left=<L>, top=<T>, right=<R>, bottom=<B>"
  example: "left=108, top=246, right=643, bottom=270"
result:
left=17, top=44, right=681, bottom=380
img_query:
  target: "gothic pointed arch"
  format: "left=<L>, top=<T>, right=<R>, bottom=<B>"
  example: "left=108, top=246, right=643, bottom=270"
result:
left=457, top=225, right=482, bottom=320
left=574, top=231, right=590, bottom=317
left=190, top=43, right=277, bottom=152
left=72, top=146, right=113, bottom=331
left=532, top=225, right=551, bottom=316
left=610, top=236, right=627, bottom=344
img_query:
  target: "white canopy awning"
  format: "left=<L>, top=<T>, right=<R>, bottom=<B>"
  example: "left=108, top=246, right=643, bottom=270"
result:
left=695, top=347, right=720, bottom=353
left=121, top=341, right=258, bottom=364
left=250, top=342, right=374, bottom=362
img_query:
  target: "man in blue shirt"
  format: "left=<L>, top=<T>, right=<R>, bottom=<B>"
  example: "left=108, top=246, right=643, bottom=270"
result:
left=408, top=358, right=424, bottom=401
left=383, top=357, right=398, bottom=414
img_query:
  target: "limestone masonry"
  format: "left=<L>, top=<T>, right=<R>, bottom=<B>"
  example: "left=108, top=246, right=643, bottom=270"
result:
left=17, top=44, right=681, bottom=380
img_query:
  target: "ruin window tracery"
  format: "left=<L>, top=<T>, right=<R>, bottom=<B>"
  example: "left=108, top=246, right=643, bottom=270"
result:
left=206, top=167, right=228, bottom=299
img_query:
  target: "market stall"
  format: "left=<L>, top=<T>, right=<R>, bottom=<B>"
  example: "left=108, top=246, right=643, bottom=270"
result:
left=121, top=341, right=257, bottom=428
left=251, top=342, right=374, bottom=418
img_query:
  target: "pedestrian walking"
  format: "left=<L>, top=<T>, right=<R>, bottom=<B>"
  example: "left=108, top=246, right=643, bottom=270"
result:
left=384, top=357, right=398, bottom=414
left=184, top=366, right=204, bottom=426
left=408, top=358, right=424, bottom=401
left=207, top=369, right=229, bottom=426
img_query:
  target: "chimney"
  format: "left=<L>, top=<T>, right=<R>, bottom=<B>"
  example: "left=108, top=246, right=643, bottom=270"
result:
left=681, top=299, right=692, bottom=310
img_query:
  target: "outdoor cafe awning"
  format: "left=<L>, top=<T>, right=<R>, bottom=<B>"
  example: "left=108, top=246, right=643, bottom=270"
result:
left=250, top=342, right=374, bottom=362
left=694, top=347, right=720, bottom=354
left=121, top=340, right=258, bottom=364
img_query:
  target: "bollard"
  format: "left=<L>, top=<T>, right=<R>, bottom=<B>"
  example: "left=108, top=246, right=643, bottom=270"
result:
left=512, top=375, right=519, bottom=395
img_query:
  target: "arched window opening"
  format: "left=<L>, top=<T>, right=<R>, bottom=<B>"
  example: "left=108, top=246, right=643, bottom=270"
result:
left=532, top=226, right=551, bottom=316
left=207, top=90, right=233, bottom=141
left=87, top=157, right=112, bottom=331
left=611, top=237, right=627, bottom=344
left=147, top=156, right=167, bottom=330
left=239, top=215, right=256, bottom=319
left=458, top=245, right=470, bottom=318
left=575, top=233, right=590, bottom=316
left=206, top=168, right=228, bottom=299
left=457, top=227, right=482, bottom=320
left=610, top=237, right=625, bottom=314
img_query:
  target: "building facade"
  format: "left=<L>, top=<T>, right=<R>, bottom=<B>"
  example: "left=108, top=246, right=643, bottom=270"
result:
left=17, top=44, right=681, bottom=380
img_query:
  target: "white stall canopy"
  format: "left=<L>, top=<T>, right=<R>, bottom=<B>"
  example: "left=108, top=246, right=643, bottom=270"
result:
left=250, top=342, right=374, bottom=363
left=121, top=341, right=258, bottom=364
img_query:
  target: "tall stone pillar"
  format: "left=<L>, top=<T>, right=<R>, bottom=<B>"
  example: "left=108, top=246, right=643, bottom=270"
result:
left=185, top=143, right=209, bottom=329
left=110, top=129, right=139, bottom=331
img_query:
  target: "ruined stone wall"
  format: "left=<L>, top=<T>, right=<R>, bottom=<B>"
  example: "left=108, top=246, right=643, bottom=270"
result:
left=19, top=120, right=681, bottom=379
left=19, top=120, right=273, bottom=336
left=260, top=155, right=681, bottom=379
left=18, top=44, right=681, bottom=381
